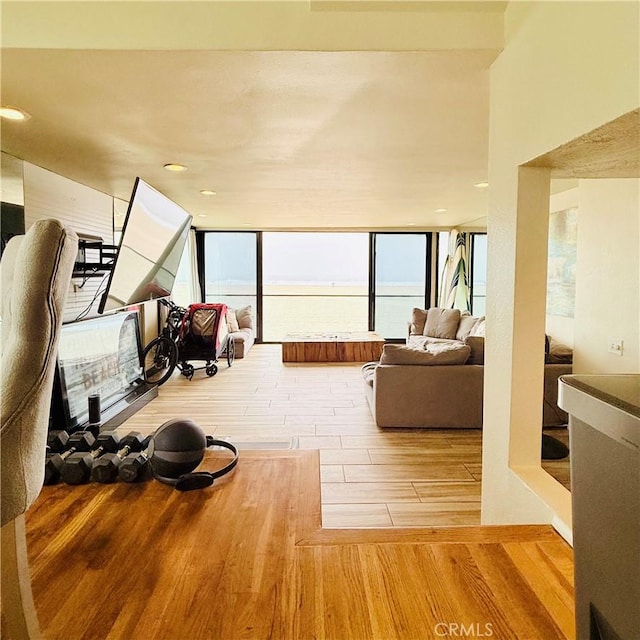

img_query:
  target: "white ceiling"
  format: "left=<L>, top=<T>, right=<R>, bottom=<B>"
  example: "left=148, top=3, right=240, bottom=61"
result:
left=1, top=1, right=506, bottom=230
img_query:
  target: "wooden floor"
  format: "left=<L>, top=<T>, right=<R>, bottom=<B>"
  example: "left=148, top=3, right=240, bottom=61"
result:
left=117, top=343, right=570, bottom=527
left=26, top=449, right=575, bottom=640
left=119, top=344, right=484, bottom=528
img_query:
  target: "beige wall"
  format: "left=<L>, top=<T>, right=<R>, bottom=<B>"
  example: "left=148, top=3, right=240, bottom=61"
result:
left=546, top=179, right=640, bottom=359
left=483, top=1, right=639, bottom=536
left=498, top=1, right=639, bottom=163
left=574, top=179, right=640, bottom=373
left=3, top=1, right=504, bottom=51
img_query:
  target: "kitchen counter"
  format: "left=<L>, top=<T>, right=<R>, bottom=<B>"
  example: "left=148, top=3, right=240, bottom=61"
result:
left=558, top=373, right=639, bottom=640
left=560, top=373, right=640, bottom=418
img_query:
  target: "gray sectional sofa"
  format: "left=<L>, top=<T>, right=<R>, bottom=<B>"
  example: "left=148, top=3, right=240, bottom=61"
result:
left=362, top=307, right=571, bottom=429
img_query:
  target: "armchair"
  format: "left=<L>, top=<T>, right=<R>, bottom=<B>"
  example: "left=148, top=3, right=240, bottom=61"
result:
left=1, top=219, right=78, bottom=638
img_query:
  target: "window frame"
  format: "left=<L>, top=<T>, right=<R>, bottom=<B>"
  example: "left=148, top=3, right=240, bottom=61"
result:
left=196, top=229, right=262, bottom=341
left=369, top=232, right=433, bottom=341
left=469, top=232, right=487, bottom=316
left=197, top=229, right=452, bottom=343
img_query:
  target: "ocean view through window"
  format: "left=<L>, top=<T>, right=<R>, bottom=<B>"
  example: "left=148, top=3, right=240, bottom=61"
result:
left=373, top=234, right=429, bottom=339
left=262, top=232, right=369, bottom=341
left=199, top=230, right=480, bottom=342
left=204, top=232, right=257, bottom=317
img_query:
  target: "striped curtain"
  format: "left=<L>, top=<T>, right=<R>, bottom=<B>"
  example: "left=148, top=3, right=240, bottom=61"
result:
left=438, top=229, right=471, bottom=312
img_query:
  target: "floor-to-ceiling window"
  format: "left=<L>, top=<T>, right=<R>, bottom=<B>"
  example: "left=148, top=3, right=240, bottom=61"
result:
left=203, top=231, right=258, bottom=319
left=198, top=229, right=485, bottom=342
left=262, top=232, right=369, bottom=341
left=372, top=233, right=430, bottom=339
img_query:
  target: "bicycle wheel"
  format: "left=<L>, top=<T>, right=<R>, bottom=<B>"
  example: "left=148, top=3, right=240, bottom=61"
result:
left=226, top=335, right=235, bottom=367
left=142, top=336, right=178, bottom=386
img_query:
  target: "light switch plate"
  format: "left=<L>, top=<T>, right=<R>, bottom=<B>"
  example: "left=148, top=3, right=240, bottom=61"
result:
left=608, top=339, right=624, bottom=356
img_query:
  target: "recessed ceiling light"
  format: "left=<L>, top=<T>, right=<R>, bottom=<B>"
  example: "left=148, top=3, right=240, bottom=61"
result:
left=435, top=208, right=448, bottom=214
left=163, top=163, right=188, bottom=172
left=474, top=181, right=489, bottom=188
left=200, top=189, right=216, bottom=196
left=0, top=106, right=30, bottom=121
left=198, top=214, right=207, bottom=218
left=407, top=222, right=417, bottom=226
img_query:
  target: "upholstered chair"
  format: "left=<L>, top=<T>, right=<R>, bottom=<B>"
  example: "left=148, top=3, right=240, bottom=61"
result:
left=1, top=219, right=78, bottom=639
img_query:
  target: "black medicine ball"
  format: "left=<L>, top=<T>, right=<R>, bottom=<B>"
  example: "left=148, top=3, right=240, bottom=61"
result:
left=149, top=418, right=207, bottom=481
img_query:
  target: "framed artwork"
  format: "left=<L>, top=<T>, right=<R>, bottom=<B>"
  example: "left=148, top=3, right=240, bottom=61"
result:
left=546, top=207, right=578, bottom=318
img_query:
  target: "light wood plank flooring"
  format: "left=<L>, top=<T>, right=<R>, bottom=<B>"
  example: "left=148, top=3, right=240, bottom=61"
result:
left=119, top=344, right=570, bottom=526
left=26, top=450, right=575, bottom=640
left=119, top=344, right=486, bottom=528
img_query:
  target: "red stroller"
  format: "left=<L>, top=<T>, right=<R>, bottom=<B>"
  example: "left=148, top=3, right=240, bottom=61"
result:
left=177, top=303, right=235, bottom=379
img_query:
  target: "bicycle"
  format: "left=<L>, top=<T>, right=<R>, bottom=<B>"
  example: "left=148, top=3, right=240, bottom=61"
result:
left=141, top=298, right=186, bottom=385
left=142, top=299, right=236, bottom=385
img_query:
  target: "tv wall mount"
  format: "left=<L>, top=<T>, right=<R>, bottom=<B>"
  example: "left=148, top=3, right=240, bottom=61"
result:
left=73, top=236, right=117, bottom=286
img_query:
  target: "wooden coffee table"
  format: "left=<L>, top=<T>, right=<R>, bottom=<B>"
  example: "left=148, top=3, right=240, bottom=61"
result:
left=281, top=331, right=385, bottom=363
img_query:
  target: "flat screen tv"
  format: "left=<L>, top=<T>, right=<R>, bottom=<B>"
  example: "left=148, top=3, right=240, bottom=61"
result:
left=53, top=311, right=144, bottom=430
left=98, top=178, right=192, bottom=314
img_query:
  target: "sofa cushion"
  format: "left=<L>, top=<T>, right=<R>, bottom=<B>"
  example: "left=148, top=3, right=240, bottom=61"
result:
left=425, top=341, right=471, bottom=363
left=227, top=309, right=240, bottom=332
left=230, top=327, right=254, bottom=359
left=361, top=362, right=377, bottom=387
left=545, top=339, right=573, bottom=364
left=423, top=307, right=461, bottom=339
left=381, top=342, right=470, bottom=366
left=464, top=336, right=485, bottom=365
left=235, top=305, right=253, bottom=330
left=407, top=335, right=459, bottom=349
left=470, top=317, right=486, bottom=337
left=410, top=308, right=428, bottom=335
left=456, top=315, right=482, bottom=341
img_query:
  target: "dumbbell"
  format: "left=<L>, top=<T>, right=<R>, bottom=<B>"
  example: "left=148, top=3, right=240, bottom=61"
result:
left=118, top=440, right=153, bottom=483
left=44, top=429, right=96, bottom=483
left=60, top=433, right=121, bottom=485
left=67, top=430, right=97, bottom=451
left=47, top=430, right=70, bottom=453
left=91, top=432, right=149, bottom=483
left=44, top=447, right=77, bottom=485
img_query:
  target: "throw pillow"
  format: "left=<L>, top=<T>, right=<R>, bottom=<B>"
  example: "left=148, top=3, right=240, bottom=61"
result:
left=380, top=342, right=470, bottom=366
left=226, top=308, right=240, bottom=333
left=545, top=339, right=573, bottom=364
left=456, top=315, right=481, bottom=341
left=470, top=317, right=486, bottom=337
left=235, top=305, right=253, bottom=330
left=423, top=307, right=461, bottom=339
left=464, top=336, right=485, bottom=365
left=410, top=308, right=428, bottom=335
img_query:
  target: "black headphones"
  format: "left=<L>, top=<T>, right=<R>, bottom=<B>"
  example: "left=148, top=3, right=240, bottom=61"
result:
left=148, top=419, right=238, bottom=491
